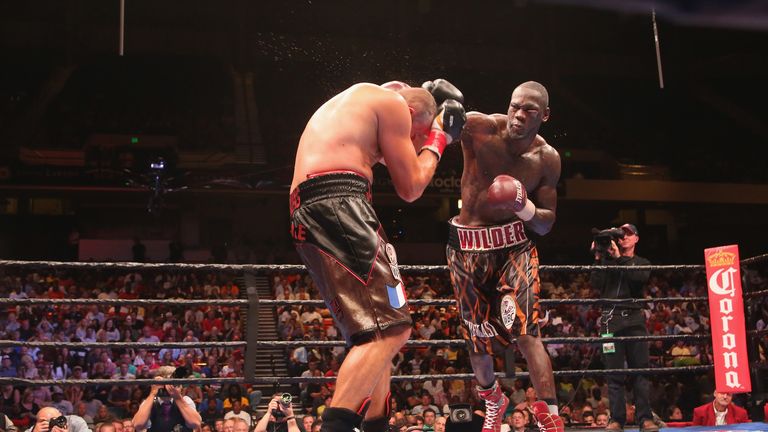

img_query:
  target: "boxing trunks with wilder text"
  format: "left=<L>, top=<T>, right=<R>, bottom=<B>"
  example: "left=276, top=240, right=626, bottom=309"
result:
left=446, top=217, right=541, bottom=355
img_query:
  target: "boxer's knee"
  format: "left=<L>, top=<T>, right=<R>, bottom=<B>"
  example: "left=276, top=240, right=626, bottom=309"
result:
left=517, top=334, right=544, bottom=356
left=372, top=324, right=411, bottom=358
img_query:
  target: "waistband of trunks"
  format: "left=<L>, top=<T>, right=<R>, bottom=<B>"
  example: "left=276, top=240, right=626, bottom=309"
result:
left=447, top=217, right=529, bottom=251
left=290, top=171, right=372, bottom=214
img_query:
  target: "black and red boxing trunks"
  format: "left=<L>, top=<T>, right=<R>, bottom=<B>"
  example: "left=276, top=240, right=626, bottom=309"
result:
left=446, top=217, right=542, bottom=355
left=290, top=172, right=412, bottom=346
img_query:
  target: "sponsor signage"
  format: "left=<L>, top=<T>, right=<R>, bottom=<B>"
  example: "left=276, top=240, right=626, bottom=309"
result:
left=704, top=245, right=751, bottom=392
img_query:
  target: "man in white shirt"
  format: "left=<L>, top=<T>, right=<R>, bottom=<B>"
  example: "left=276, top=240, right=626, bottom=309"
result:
left=410, top=394, right=440, bottom=416
left=300, top=307, right=323, bottom=326
left=111, top=363, right=136, bottom=382
left=422, top=377, right=444, bottom=403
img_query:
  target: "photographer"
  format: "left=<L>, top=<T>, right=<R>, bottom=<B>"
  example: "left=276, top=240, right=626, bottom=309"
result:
left=132, top=366, right=202, bottom=432
left=26, top=407, right=67, bottom=432
left=590, top=224, right=658, bottom=432
left=254, top=394, right=302, bottom=432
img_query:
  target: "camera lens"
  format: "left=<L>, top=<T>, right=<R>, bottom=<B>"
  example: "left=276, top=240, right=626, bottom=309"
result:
left=49, top=416, right=67, bottom=429
left=172, top=366, right=188, bottom=379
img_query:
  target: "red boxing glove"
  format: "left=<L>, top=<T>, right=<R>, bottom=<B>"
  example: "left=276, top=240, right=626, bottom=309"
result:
left=419, top=129, right=448, bottom=161
left=419, top=100, right=465, bottom=161
left=487, top=175, right=536, bottom=221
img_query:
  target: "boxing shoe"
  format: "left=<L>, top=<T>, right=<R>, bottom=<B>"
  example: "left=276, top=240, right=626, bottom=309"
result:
left=361, top=392, right=391, bottom=432
left=477, top=382, right=509, bottom=432
left=640, top=418, right=660, bottom=432
left=361, top=416, right=388, bottom=432
left=320, top=397, right=370, bottom=432
left=531, top=401, right=565, bottom=432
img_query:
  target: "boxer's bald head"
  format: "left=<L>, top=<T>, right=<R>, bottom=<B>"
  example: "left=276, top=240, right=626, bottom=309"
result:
left=381, top=81, right=411, bottom=91
left=399, top=87, right=437, bottom=125
left=515, top=81, right=549, bottom=109
left=507, top=81, right=550, bottom=140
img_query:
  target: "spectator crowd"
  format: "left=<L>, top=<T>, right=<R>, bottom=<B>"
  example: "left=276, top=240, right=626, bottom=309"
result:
left=0, top=263, right=766, bottom=431
left=273, top=266, right=768, bottom=430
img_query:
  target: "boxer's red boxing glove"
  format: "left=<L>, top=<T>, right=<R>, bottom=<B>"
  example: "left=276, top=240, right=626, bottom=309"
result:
left=419, top=130, right=448, bottom=161
left=487, top=175, right=536, bottom=221
left=419, top=99, right=466, bottom=161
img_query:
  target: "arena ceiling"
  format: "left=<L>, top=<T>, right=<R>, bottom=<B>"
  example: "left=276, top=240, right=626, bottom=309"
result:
left=2, top=1, right=766, bottom=77
left=1, top=0, right=767, bottom=182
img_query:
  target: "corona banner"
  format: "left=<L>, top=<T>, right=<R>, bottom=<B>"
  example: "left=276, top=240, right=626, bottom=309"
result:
left=704, top=245, right=751, bottom=392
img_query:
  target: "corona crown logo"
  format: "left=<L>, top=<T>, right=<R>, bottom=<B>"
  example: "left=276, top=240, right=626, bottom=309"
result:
left=707, top=251, right=736, bottom=267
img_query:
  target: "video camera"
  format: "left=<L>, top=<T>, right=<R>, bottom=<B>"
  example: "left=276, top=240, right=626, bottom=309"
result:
left=448, top=403, right=472, bottom=423
left=156, top=366, right=188, bottom=399
left=591, top=227, right=625, bottom=255
left=272, top=393, right=292, bottom=418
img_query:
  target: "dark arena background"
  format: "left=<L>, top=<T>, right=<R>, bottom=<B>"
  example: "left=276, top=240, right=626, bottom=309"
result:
left=1, top=0, right=767, bottom=265
left=1, top=1, right=768, bottom=432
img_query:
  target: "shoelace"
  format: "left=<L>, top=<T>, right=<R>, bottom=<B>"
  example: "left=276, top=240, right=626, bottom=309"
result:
left=536, top=418, right=548, bottom=431
left=482, top=399, right=502, bottom=430
left=535, top=413, right=560, bottom=432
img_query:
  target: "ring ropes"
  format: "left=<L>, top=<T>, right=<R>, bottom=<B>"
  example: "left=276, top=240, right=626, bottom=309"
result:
left=0, top=254, right=766, bottom=388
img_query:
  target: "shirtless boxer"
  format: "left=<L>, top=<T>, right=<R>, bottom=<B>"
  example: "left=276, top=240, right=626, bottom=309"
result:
left=446, top=81, right=563, bottom=432
left=290, top=79, right=465, bottom=432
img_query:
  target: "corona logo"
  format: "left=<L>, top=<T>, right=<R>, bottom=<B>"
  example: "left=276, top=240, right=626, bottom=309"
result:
left=707, top=250, right=736, bottom=267
left=709, top=267, right=737, bottom=297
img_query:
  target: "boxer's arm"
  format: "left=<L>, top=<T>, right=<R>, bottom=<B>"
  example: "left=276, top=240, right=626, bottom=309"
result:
left=526, top=144, right=561, bottom=235
left=377, top=93, right=438, bottom=203
left=459, top=113, right=497, bottom=155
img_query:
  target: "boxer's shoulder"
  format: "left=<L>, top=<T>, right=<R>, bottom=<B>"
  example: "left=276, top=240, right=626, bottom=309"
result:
left=533, top=135, right=560, bottom=161
left=465, top=111, right=501, bottom=121
left=348, top=82, right=400, bottom=100
left=531, top=136, right=561, bottom=180
left=350, top=82, right=384, bottom=91
left=463, top=112, right=502, bottom=133
left=345, top=83, right=408, bottom=117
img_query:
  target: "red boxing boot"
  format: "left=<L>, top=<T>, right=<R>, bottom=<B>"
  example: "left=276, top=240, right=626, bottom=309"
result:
left=477, top=382, right=509, bottom=432
left=531, top=401, right=565, bottom=432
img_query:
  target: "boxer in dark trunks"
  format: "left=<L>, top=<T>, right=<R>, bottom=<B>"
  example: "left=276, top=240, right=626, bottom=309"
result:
left=446, top=81, right=564, bottom=432
left=290, top=80, right=465, bottom=432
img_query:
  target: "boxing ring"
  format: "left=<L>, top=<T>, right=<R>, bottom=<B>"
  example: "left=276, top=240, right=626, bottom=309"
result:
left=1, top=254, right=767, bottom=431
